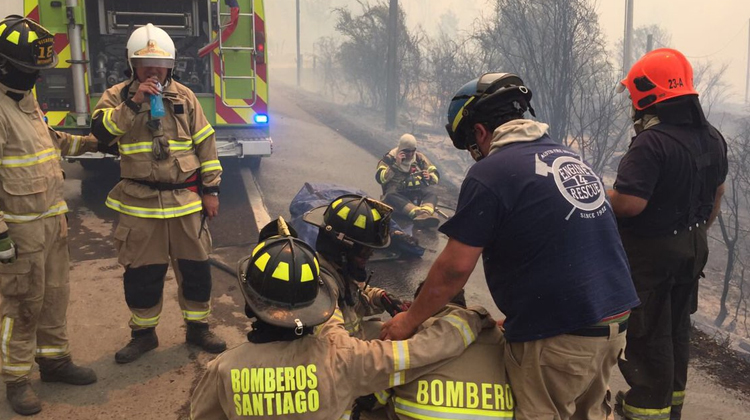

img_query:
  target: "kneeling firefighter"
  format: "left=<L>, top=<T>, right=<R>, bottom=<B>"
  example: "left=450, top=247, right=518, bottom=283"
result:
left=303, top=195, right=409, bottom=339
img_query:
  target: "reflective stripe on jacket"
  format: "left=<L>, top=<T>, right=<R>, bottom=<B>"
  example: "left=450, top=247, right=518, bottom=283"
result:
left=91, top=80, right=221, bottom=219
left=0, top=83, right=97, bottom=231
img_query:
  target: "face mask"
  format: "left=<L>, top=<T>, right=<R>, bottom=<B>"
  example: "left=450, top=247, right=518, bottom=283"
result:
left=0, top=60, right=39, bottom=91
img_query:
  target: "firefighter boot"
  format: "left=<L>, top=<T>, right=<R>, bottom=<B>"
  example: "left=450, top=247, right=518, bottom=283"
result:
left=115, top=328, right=159, bottom=364
left=186, top=322, right=226, bottom=354
left=37, top=356, right=97, bottom=385
left=412, top=209, right=440, bottom=229
left=6, top=380, right=42, bottom=416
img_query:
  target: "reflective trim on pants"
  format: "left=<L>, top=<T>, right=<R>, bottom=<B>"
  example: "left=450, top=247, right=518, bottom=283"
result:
left=35, top=345, right=69, bottom=357
left=132, top=314, right=160, bottom=328
left=671, top=390, right=685, bottom=406
left=1, top=317, right=12, bottom=364
left=182, top=309, right=211, bottom=322
left=623, top=402, right=671, bottom=420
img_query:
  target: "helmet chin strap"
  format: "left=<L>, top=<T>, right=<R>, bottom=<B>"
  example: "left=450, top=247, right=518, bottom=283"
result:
left=468, top=143, right=485, bottom=162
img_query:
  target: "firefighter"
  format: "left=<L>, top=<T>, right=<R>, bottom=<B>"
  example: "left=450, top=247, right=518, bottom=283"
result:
left=367, top=283, right=513, bottom=420
left=610, top=49, right=728, bottom=420
left=302, top=194, right=409, bottom=339
left=90, top=23, right=225, bottom=364
left=189, top=217, right=495, bottom=419
left=381, top=73, right=640, bottom=420
left=0, top=15, right=100, bottom=415
left=376, top=134, right=441, bottom=228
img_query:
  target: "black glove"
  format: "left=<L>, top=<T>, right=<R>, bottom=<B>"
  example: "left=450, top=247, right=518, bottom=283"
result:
left=351, top=393, right=379, bottom=420
left=381, top=292, right=410, bottom=317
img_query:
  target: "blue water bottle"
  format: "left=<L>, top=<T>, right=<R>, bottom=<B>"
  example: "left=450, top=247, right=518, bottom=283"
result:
left=150, top=82, right=165, bottom=119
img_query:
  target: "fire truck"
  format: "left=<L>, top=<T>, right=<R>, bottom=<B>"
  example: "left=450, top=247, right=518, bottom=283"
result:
left=16, top=0, right=272, bottom=168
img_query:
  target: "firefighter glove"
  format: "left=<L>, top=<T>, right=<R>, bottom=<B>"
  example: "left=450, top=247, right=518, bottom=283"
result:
left=0, top=231, right=17, bottom=264
left=381, top=292, right=410, bottom=316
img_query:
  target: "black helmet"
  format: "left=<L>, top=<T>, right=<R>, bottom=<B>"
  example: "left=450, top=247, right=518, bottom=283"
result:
left=238, top=218, right=336, bottom=330
left=446, top=72, right=535, bottom=151
left=302, top=194, right=392, bottom=249
left=0, top=15, right=58, bottom=71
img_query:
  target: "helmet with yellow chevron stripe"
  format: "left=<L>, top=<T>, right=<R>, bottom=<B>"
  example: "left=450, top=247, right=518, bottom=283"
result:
left=0, top=15, right=57, bottom=71
left=238, top=217, right=336, bottom=330
left=446, top=72, right=535, bottom=159
left=303, top=194, right=393, bottom=249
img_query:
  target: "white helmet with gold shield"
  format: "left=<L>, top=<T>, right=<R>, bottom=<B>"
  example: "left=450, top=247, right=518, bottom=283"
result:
left=126, top=23, right=175, bottom=76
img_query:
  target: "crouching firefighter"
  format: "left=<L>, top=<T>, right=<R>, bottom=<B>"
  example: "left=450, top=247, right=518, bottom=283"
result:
left=190, top=217, right=495, bottom=419
left=302, top=195, right=410, bottom=339
left=0, top=15, right=100, bottom=415
left=91, top=23, right=225, bottom=363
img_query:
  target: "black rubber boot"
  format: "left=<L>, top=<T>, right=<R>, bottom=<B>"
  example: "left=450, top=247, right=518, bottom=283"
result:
left=37, top=356, right=97, bottom=385
left=186, top=322, right=226, bottom=354
left=115, top=328, right=159, bottom=364
left=6, top=380, right=42, bottom=416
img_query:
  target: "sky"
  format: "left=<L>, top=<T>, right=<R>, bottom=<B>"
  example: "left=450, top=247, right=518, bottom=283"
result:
left=396, top=0, right=750, bottom=104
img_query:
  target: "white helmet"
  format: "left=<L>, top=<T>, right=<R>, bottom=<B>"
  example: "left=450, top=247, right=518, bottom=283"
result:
left=126, top=23, right=175, bottom=73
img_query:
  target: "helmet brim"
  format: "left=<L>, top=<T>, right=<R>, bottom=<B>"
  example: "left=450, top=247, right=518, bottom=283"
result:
left=0, top=52, right=58, bottom=71
left=238, top=258, right=337, bottom=329
left=302, top=205, right=391, bottom=249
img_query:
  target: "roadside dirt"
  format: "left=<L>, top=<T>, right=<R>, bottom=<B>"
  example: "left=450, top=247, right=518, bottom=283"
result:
left=691, top=326, right=750, bottom=396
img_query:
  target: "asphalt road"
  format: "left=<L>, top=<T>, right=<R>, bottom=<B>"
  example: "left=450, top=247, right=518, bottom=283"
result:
left=0, top=86, right=748, bottom=419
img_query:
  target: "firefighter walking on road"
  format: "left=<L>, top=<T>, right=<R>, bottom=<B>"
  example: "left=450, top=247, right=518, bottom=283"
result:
left=91, top=23, right=226, bottom=364
left=610, top=48, right=728, bottom=420
left=0, top=15, right=100, bottom=416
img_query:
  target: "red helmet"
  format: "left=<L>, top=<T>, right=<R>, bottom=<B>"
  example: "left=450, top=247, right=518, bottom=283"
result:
left=619, top=48, right=698, bottom=111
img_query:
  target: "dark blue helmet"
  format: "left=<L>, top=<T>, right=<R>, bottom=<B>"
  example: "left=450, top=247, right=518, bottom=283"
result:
left=446, top=73, right=534, bottom=151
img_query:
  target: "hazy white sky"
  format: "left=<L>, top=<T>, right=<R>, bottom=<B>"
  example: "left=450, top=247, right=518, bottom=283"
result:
left=399, top=0, right=750, bottom=103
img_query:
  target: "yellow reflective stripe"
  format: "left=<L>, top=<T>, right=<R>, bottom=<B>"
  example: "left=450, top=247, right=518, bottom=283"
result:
left=331, top=198, right=343, bottom=209
left=2, top=363, right=33, bottom=375
left=354, top=214, right=367, bottom=229
left=1, top=317, right=13, bottom=364
left=672, top=390, right=685, bottom=406
left=4, top=201, right=68, bottom=223
left=427, top=165, right=437, bottom=172
left=0, top=24, right=6, bottom=36
left=182, top=309, right=211, bottom=321
left=338, top=410, right=351, bottom=420
left=330, top=309, right=344, bottom=324
left=105, top=197, right=203, bottom=219
left=27, top=31, right=38, bottom=42
left=371, top=209, right=382, bottom=221
left=67, top=135, right=82, bottom=155
left=392, top=340, right=410, bottom=371
left=337, top=207, right=350, bottom=220
left=103, top=108, right=125, bottom=136
left=168, top=139, right=193, bottom=151
left=623, top=402, right=671, bottom=420
left=192, top=124, right=215, bottom=145
left=377, top=166, right=389, bottom=183
left=200, top=159, right=222, bottom=173
left=6, top=30, right=20, bottom=45
left=394, top=397, right=513, bottom=419
left=35, top=346, right=68, bottom=356
left=300, top=263, right=315, bottom=282
left=344, top=317, right=361, bottom=335
left=0, top=147, right=60, bottom=167
left=119, top=141, right=153, bottom=155
left=255, top=253, right=271, bottom=271
left=451, top=97, right=475, bottom=132
left=272, top=261, right=290, bottom=281
left=374, top=389, right=391, bottom=405
left=390, top=370, right=405, bottom=387
left=444, top=314, right=475, bottom=348
left=131, top=314, right=160, bottom=327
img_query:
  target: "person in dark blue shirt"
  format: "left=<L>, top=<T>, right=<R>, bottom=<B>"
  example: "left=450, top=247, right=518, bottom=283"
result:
left=381, top=72, right=639, bottom=420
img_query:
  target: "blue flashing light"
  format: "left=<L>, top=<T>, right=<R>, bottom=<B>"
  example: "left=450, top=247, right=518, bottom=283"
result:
left=254, top=114, right=269, bottom=124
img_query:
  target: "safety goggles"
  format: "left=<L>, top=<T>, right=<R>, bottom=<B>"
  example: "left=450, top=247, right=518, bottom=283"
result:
left=131, top=57, right=174, bottom=69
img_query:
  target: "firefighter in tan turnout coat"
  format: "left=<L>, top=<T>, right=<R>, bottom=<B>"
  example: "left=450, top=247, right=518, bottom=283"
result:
left=91, top=23, right=226, bottom=364
left=0, top=15, right=99, bottom=416
left=189, top=218, right=495, bottom=420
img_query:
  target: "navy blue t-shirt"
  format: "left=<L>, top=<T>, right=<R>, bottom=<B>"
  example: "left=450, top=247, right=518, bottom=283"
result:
left=440, top=135, right=639, bottom=342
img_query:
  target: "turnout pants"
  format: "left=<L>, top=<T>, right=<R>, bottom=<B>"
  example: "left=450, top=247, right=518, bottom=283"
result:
left=618, top=226, right=708, bottom=420
left=113, top=212, right=213, bottom=331
left=505, top=328, right=626, bottom=420
left=383, top=188, right=438, bottom=217
left=0, top=216, right=70, bottom=383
